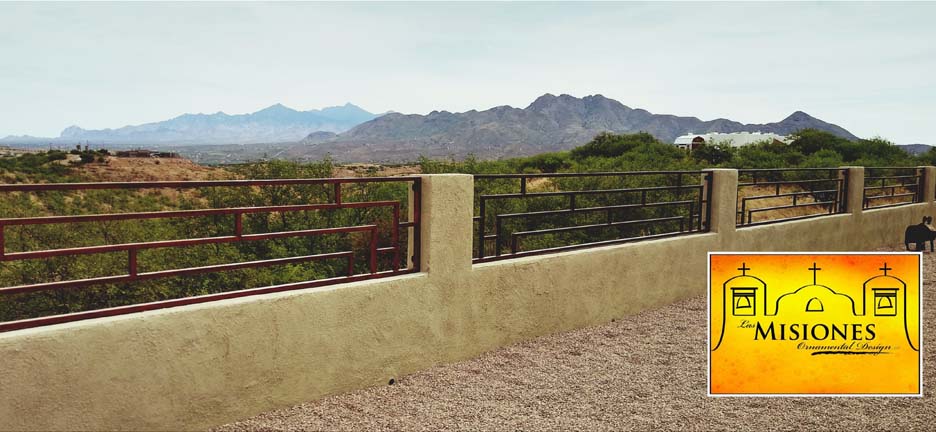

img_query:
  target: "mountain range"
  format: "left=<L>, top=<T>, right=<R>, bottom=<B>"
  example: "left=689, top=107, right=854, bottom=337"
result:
left=3, top=94, right=867, bottom=163
left=288, top=93, right=860, bottom=162
left=3, top=103, right=377, bottom=145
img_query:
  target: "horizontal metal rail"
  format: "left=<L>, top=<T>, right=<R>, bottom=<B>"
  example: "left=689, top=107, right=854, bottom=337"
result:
left=0, top=176, right=421, bottom=192
left=864, top=190, right=917, bottom=197
left=746, top=201, right=836, bottom=216
left=493, top=200, right=696, bottom=221
left=0, top=201, right=396, bottom=226
left=741, top=188, right=838, bottom=202
left=511, top=215, right=686, bottom=238
left=509, top=216, right=686, bottom=254
left=0, top=177, right=421, bottom=332
left=474, top=170, right=705, bottom=179
left=0, top=250, right=360, bottom=296
left=736, top=169, right=846, bottom=227
left=474, top=171, right=710, bottom=263
left=739, top=212, right=849, bottom=228
left=737, top=178, right=843, bottom=188
left=474, top=231, right=692, bottom=264
left=2, top=217, right=389, bottom=261
left=864, top=175, right=919, bottom=182
left=744, top=201, right=837, bottom=225
left=737, top=168, right=844, bottom=173
left=479, top=184, right=702, bottom=200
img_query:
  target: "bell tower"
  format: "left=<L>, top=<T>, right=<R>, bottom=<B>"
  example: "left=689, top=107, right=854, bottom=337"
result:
left=862, top=262, right=903, bottom=317
left=862, top=261, right=917, bottom=351
left=713, top=262, right=767, bottom=351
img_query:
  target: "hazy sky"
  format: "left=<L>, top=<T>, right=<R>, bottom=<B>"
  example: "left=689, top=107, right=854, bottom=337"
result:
left=1, top=2, right=934, bottom=143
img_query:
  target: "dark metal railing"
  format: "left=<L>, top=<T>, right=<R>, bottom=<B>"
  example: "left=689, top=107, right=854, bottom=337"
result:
left=0, top=177, right=421, bottom=332
left=863, top=167, right=923, bottom=210
left=473, top=171, right=711, bottom=263
left=737, top=168, right=847, bottom=227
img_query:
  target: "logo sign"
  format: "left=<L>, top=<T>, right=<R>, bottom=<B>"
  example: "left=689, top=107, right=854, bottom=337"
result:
left=708, top=252, right=922, bottom=396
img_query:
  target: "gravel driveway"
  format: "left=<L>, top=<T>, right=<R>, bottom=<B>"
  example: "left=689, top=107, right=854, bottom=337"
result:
left=216, top=251, right=935, bottom=431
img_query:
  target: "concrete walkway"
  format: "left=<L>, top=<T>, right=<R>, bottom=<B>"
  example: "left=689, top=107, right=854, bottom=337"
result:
left=217, top=252, right=935, bottom=431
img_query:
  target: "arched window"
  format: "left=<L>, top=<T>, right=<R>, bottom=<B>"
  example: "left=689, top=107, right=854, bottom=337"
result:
left=806, top=297, right=824, bottom=312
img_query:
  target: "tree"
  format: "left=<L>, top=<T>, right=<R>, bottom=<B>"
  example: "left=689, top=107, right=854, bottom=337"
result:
left=691, top=142, right=735, bottom=165
left=570, top=132, right=659, bottom=159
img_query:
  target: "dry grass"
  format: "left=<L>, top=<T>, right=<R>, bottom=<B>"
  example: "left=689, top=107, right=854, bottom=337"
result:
left=215, top=247, right=935, bottom=432
left=68, top=157, right=231, bottom=206
left=81, top=157, right=225, bottom=182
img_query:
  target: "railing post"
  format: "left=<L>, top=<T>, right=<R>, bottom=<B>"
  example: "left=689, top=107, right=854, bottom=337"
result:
left=839, top=166, right=864, bottom=214
left=419, top=174, right=474, bottom=278
left=917, top=166, right=936, bottom=203
left=407, top=182, right=416, bottom=269
left=702, top=169, right=737, bottom=234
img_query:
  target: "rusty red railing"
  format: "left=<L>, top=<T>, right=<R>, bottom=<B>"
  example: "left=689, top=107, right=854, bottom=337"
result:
left=0, top=177, right=421, bottom=332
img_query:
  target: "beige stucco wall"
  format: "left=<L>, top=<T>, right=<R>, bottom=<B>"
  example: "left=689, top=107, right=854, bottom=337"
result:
left=1, top=170, right=933, bottom=431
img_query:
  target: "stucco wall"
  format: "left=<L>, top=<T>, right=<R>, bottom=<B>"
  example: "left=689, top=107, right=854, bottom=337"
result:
left=1, top=169, right=933, bottom=431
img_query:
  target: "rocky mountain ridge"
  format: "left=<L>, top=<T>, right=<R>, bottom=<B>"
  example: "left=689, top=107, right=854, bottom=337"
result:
left=291, top=93, right=859, bottom=162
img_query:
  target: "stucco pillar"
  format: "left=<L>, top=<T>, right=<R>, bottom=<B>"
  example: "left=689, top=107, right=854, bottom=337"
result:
left=418, top=174, right=474, bottom=278
left=702, top=169, right=738, bottom=234
left=840, top=166, right=864, bottom=214
left=917, top=166, right=936, bottom=203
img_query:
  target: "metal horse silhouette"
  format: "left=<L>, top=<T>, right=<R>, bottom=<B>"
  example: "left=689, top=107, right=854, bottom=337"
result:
left=904, top=216, right=936, bottom=251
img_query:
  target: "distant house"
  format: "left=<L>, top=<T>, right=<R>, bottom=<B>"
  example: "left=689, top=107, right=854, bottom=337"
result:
left=673, top=132, right=791, bottom=151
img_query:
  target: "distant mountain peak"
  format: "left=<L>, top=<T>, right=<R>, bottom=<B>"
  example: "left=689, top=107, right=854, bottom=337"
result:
left=60, top=125, right=87, bottom=138
left=527, top=93, right=558, bottom=108
left=784, top=110, right=816, bottom=121
left=582, top=94, right=609, bottom=102
left=258, top=103, right=295, bottom=113
left=528, top=93, right=620, bottom=111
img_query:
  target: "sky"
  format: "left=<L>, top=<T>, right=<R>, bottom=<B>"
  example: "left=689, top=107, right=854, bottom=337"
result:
left=1, top=2, right=934, bottom=143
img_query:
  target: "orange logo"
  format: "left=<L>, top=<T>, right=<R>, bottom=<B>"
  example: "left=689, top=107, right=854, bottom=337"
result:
left=709, top=253, right=922, bottom=396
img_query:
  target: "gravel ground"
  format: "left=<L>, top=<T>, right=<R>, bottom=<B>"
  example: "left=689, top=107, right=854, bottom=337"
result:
left=216, top=251, right=935, bottom=431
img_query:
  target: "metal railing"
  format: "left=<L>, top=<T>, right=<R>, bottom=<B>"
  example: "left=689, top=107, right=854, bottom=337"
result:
left=863, top=167, right=923, bottom=210
left=473, top=171, right=711, bottom=263
left=737, top=168, right=847, bottom=227
left=0, top=177, right=420, bottom=332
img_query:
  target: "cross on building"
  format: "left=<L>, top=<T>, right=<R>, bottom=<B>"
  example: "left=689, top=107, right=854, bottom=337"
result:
left=809, top=262, right=822, bottom=285
left=737, top=262, right=750, bottom=276
left=880, top=262, right=892, bottom=276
